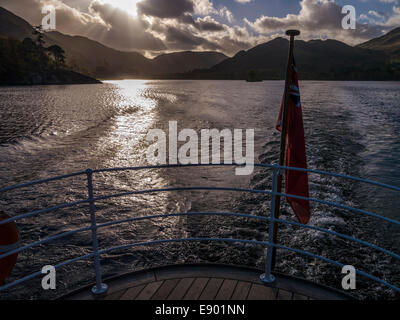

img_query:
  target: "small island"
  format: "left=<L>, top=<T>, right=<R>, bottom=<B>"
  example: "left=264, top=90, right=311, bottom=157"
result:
left=0, top=26, right=100, bottom=86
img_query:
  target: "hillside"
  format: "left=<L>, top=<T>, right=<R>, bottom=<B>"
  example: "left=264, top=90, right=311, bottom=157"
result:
left=45, top=31, right=153, bottom=78
left=184, top=37, right=399, bottom=80
left=0, top=7, right=152, bottom=78
left=0, top=36, right=100, bottom=85
left=46, top=31, right=227, bottom=78
left=45, top=31, right=227, bottom=78
left=358, top=27, right=400, bottom=59
left=0, top=6, right=33, bottom=40
left=0, top=7, right=227, bottom=79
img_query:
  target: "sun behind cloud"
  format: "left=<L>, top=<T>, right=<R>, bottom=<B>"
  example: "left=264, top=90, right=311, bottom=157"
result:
left=99, top=0, right=141, bottom=17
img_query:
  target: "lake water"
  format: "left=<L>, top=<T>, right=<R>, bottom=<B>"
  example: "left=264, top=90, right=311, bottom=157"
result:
left=0, top=80, right=399, bottom=299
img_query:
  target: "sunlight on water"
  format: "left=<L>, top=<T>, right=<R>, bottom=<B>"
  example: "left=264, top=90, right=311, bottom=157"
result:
left=97, top=80, right=184, bottom=243
left=102, top=80, right=158, bottom=165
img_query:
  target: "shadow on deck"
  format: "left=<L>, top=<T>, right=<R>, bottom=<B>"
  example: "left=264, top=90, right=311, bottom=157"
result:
left=61, top=264, right=353, bottom=300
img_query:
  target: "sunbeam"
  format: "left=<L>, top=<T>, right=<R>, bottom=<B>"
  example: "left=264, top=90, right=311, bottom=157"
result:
left=100, top=0, right=140, bottom=17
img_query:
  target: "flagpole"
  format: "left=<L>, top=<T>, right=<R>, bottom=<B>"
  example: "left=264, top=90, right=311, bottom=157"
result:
left=271, top=29, right=300, bottom=270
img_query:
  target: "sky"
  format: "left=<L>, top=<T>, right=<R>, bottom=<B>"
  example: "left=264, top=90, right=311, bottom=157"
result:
left=0, top=0, right=399, bottom=57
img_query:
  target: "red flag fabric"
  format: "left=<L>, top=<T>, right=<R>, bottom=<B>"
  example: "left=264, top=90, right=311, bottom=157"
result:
left=276, top=59, right=310, bottom=224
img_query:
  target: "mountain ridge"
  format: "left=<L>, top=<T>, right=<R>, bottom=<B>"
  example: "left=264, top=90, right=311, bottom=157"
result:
left=182, top=32, right=399, bottom=80
left=0, top=6, right=399, bottom=80
left=358, top=27, right=400, bottom=59
left=0, top=6, right=227, bottom=79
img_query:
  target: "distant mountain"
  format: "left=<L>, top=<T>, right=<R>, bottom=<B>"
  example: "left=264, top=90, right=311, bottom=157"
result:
left=152, top=51, right=227, bottom=74
left=44, top=31, right=153, bottom=78
left=0, top=6, right=153, bottom=78
left=46, top=31, right=227, bottom=78
left=45, top=31, right=226, bottom=77
left=1, top=6, right=399, bottom=81
left=358, top=27, right=400, bottom=59
left=0, top=7, right=227, bottom=79
left=184, top=36, right=398, bottom=80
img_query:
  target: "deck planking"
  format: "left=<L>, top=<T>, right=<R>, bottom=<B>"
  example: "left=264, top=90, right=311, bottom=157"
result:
left=62, top=264, right=352, bottom=300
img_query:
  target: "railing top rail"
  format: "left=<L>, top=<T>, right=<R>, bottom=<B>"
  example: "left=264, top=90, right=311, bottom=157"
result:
left=2, top=185, right=399, bottom=227
left=93, top=163, right=400, bottom=192
left=1, top=211, right=399, bottom=262
left=0, top=170, right=87, bottom=193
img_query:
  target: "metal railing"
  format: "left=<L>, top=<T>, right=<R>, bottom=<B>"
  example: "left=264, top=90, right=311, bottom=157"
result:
left=0, top=163, right=399, bottom=297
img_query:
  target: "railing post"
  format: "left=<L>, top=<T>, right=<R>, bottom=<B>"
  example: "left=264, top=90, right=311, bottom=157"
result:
left=86, top=169, right=108, bottom=296
left=260, top=164, right=279, bottom=284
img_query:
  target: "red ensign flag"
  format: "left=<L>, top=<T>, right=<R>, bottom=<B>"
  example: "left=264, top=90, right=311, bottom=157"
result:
left=276, top=59, right=310, bottom=224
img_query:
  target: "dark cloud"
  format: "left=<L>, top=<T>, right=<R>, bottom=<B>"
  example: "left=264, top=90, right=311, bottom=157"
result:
left=165, top=26, right=205, bottom=47
left=195, top=17, right=226, bottom=31
left=137, top=0, right=194, bottom=19
left=88, top=1, right=166, bottom=51
left=176, top=14, right=225, bottom=32
left=178, top=13, right=196, bottom=25
left=162, top=25, right=223, bottom=51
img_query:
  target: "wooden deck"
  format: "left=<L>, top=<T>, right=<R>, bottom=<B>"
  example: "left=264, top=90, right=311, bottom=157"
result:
left=63, top=264, right=352, bottom=300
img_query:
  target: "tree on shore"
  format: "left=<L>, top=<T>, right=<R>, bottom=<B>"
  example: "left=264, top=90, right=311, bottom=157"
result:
left=32, top=25, right=45, bottom=47
left=0, top=35, right=70, bottom=84
left=47, top=45, right=65, bottom=66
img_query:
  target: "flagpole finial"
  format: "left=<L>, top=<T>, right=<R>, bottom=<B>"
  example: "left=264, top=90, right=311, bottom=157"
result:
left=286, top=30, right=300, bottom=37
